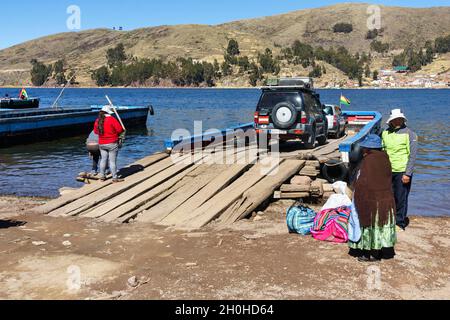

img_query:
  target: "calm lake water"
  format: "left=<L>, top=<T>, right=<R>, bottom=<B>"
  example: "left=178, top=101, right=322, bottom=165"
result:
left=0, top=88, right=449, bottom=217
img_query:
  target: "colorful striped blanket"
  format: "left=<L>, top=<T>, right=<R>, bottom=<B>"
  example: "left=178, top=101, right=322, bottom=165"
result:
left=311, top=206, right=351, bottom=243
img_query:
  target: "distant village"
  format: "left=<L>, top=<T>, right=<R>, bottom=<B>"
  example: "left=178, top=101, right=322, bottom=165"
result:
left=324, top=65, right=450, bottom=89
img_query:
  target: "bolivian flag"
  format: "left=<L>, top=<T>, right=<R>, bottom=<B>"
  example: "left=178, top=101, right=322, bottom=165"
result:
left=19, top=88, right=28, bottom=100
left=340, top=95, right=351, bottom=106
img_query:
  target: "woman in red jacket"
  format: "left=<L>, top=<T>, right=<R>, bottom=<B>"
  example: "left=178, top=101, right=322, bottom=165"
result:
left=94, top=106, right=125, bottom=183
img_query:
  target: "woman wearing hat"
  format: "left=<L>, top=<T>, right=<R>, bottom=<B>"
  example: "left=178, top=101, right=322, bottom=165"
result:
left=349, top=134, right=397, bottom=262
left=94, top=106, right=125, bottom=183
left=382, top=109, right=418, bottom=231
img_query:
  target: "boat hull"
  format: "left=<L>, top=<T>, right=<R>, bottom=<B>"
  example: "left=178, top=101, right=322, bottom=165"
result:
left=0, top=98, right=40, bottom=110
left=0, top=106, right=149, bottom=148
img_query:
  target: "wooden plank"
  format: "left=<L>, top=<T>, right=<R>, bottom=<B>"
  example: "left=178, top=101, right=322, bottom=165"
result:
left=49, top=153, right=190, bottom=217
left=35, top=152, right=169, bottom=215
left=275, top=192, right=310, bottom=199
left=217, top=160, right=306, bottom=226
left=116, top=180, right=186, bottom=223
left=81, top=157, right=200, bottom=219
left=158, top=164, right=250, bottom=226
left=280, top=184, right=311, bottom=193
left=179, top=159, right=283, bottom=230
left=135, top=165, right=223, bottom=223
left=99, top=165, right=201, bottom=222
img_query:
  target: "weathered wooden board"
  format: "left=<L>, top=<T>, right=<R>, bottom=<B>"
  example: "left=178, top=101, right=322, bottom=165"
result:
left=218, top=160, right=306, bottom=226
left=158, top=164, right=250, bottom=226
left=81, top=157, right=200, bottom=219
left=180, top=159, right=284, bottom=230
left=274, top=192, right=310, bottom=199
left=49, top=153, right=191, bottom=217
left=99, top=165, right=201, bottom=222
left=36, top=152, right=169, bottom=215
left=135, top=165, right=224, bottom=223
left=280, top=184, right=311, bottom=193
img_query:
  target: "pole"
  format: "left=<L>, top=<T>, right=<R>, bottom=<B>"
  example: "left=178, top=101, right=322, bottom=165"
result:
left=105, top=95, right=126, bottom=131
left=51, top=73, right=77, bottom=109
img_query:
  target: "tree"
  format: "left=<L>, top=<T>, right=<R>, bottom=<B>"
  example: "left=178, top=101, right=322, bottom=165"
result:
left=333, top=23, right=353, bottom=33
left=221, top=60, right=232, bottom=77
left=373, top=70, right=379, bottom=81
left=249, top=63, right=262, bottom=87
left=30, top=59, right=52, bottom=86
left=435, top=35, right=450, bottom=53
left=364, top=64, right=371, bottom=78
left=309, top=65, right=323, bottom=78
left=227, top=39, right=240, bottom=57
left=107, top=43, right=127, bottom=68
left=53, top=60, right=67, bottom=85
left=91, top=66, right=111, bottom=86
left=258, top=48, right=280, bottom=74
left=370, top=40, right=390, bottom=54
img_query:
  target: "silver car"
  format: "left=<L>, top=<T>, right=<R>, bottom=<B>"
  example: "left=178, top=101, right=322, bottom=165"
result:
left=323, top=104, right=347, bottom=138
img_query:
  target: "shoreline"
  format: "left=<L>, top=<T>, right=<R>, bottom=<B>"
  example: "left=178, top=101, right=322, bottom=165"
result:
left=1, top=194, right=449, bottom=219
left=1, top=85, right=449, bottom=90
left=1, top=195, right=449, bottom=300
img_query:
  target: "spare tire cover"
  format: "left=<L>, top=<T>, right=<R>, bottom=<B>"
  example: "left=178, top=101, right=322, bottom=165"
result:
left=271, top=102, right=298, bottom=129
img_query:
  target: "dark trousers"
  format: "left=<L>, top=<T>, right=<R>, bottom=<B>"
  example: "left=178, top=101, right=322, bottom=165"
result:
left=91, top=152, right=100, bottom=173
left=392, top=173, right=412, bottom=229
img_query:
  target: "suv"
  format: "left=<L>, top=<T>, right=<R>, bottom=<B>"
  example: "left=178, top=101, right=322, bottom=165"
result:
left=254, top=77, right=328, bottom=149
left=323, top=104, right=347, bottom=138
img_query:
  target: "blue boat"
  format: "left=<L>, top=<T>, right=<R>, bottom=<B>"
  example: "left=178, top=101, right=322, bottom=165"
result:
left=0, top=105, right=153, bottom=148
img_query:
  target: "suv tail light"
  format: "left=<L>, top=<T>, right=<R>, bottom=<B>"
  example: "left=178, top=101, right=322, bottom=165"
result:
left=254, top=112, right=259, bottom=124
left=300, top=111, right=307, bottom=124
left=333, top=115, right=338, bottom=126
left=254, top=112, right=269, bottom=125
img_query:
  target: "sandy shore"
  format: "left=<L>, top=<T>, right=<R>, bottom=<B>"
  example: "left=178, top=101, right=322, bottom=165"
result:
left=0, top=196, right=449, bottom=300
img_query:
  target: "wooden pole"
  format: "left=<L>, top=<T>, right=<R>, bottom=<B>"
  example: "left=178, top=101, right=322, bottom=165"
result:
left=105, top=95, right=126, bottom=131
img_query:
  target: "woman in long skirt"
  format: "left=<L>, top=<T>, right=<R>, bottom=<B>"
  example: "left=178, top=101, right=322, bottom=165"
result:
left=349, top=134, right=397, bottom=262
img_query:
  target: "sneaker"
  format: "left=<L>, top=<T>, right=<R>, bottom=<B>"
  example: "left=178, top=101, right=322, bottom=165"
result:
left=99, top=176, right=107, bottom=182
left=112, top=178, right=124, bottom=183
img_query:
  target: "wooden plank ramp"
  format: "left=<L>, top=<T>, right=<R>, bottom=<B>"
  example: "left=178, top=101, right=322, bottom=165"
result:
left=40, top=136, right=346, bottom=230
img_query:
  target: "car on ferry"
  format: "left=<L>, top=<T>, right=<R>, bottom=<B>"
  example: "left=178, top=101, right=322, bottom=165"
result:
left=254, top=77, right=328, bottom=149
left=323, top=104, right=347, bottom=138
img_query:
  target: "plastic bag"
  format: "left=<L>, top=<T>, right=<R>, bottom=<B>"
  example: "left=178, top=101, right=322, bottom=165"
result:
left=321, top=182, right=352, bottom=211
left=348, top=199, right=362, bottom=243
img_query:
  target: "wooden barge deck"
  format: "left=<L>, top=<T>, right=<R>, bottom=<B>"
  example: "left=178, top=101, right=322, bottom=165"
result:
left=34, top=111, right=382, bottom=230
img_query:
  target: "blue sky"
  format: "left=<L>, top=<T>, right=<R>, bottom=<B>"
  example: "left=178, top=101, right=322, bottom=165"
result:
left=1, top=0, right=448, bottom=49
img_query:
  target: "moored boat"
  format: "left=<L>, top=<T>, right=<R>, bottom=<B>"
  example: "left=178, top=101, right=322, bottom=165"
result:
left=0, top=98, right=40, bottom=110
left=0, top=105, right=153, bottom=148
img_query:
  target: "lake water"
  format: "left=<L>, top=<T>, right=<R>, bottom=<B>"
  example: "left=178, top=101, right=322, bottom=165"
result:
left=0, top=88, right=449, bottom=216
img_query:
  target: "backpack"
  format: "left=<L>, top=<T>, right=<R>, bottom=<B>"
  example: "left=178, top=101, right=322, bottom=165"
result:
left=311, top=206, right=351, bottom=243
left=286, top=205, right=317, bottom=236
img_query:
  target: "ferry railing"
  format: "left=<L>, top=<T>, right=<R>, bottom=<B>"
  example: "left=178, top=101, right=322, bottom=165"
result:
left=339, top=111, right=383, bottom=163
left=165, top=123, right=255, bottom=152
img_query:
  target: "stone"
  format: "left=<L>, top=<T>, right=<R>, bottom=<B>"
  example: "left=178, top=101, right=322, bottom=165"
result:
left=290, top=176, right=312, bottom=186
left=62, top=241, right=72, bottom=247
left=32, top=241, right=47, bottom=246
left=127, top=276, right=139, bottom=288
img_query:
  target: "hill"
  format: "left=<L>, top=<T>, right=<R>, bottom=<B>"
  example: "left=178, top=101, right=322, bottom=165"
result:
left=0, top=3, right=449, bottom=86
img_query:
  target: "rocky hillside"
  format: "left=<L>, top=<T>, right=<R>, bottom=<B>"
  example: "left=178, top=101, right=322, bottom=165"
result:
left=1, top=3, right=449, bottom=86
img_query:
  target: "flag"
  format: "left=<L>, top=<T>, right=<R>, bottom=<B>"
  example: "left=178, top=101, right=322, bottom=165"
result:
left=19, top=88, right=28, bottom=100
left=340, top=95, right=351, bottom=106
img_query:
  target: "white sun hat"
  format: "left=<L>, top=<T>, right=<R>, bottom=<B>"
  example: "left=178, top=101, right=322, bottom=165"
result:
left=387, top=109, right=407, bottom=124
left=101, top=105, right=114, bottom=115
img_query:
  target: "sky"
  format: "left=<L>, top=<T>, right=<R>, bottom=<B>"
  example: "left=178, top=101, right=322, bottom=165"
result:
left=1, top=0, right=448, bottom=49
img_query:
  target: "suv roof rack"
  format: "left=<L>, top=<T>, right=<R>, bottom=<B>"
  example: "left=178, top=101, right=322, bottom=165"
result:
left=262, top=77, right=314, bottom=90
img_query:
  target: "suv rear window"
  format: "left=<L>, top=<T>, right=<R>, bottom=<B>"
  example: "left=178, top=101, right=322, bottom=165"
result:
left=257, top=92, right=303, bottom=111
left=323, top=106, right=334, bottom=116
